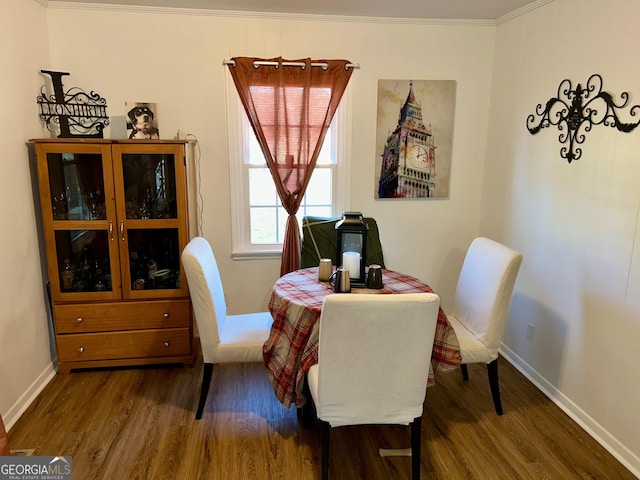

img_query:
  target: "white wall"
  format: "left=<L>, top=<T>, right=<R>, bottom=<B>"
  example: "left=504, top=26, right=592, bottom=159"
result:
left=44, top=6, right=496, bottom=313
left=0, top=0, right=56, bottom=429
left=484, top=0, right=640, bottom=474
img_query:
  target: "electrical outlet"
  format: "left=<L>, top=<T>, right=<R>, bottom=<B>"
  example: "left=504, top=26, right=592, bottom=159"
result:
left=526, top=323, right=535, bottom=342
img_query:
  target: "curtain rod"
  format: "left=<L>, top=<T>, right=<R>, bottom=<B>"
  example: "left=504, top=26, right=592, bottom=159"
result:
left=223, top=59, right=359, bottom=70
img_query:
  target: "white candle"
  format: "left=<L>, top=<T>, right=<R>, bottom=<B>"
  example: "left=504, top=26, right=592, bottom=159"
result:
left=342, top=251, right=361, bottom=279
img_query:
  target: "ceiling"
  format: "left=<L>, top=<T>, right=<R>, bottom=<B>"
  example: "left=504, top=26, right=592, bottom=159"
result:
left=50, top=0, right=540, bottom=20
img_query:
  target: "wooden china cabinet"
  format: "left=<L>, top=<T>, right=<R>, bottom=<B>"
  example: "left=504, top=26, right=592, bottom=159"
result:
left=31, top=139, right=194, bottom=374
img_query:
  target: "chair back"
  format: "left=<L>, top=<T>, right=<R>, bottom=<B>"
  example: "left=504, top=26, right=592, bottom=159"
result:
left=181, top=237, right=228, bottom=363
left=300, top=215, right=386, bottom=269
left=314, top=293, right=440, bottom=427
left=452, top=237, right=523, bottom=357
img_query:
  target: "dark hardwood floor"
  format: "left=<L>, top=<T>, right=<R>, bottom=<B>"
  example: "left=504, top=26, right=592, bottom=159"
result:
left=7, top=357, right=636, bottom=479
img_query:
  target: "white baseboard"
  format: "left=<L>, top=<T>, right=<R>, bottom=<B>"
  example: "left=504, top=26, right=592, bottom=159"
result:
left=4, top=363, right=56, bottom=431
left=500, top=344, right=640, bottom=479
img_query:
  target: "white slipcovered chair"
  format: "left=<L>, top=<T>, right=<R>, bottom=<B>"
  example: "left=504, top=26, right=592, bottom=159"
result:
left=445, top=237, right=523, bottom=415
left=181, top=236, right=274, bottom=420
left=307, top=293, right=441, bottom=480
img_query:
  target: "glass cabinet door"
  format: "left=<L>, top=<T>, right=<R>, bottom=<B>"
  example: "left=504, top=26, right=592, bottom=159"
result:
left=46, top=150, right=107, bottom=221
left=112, top=143, right=189, bottom=299
left=120, top=151, right=179, bottom=221
left=55, top=230, right=113, bottom=293
left=36, top=142, right=121, bottom=302
left=127, top=228, right=182, bottom=292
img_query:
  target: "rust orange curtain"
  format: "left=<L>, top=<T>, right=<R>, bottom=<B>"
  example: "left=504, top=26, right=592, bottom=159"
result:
left=228, top=57, right=354, bottom=275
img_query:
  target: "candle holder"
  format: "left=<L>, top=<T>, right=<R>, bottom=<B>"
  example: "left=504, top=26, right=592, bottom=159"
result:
left=335, top=212, right=368, bottom=286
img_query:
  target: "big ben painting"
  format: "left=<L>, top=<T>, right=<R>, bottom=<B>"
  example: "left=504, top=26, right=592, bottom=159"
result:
left=375, top=80, right=456, bottom=199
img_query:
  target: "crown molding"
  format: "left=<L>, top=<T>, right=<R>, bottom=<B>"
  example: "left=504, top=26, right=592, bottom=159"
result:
left=45, top=1, right=497, bottom=26
left=46, top=0, right=554, bottom=26
left=496, top=0, right=554, bottom=25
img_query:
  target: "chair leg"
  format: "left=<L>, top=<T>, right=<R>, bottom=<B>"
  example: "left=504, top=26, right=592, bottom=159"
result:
left=411, top=416, right=421, bottom=480
left=196, top=362, right=214, bottom=420
left=300, top=400, right=316, bottom=429
left=460, top=363, right=469, bottom=381
left=321, top=420, right=330, bottom=480
left=487, top=359, right=503, bottom=415
left=298, top=378, right=316, bottom=428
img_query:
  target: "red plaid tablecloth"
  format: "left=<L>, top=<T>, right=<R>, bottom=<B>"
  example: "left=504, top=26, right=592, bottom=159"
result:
left=263, top=267, right=462, bottom=408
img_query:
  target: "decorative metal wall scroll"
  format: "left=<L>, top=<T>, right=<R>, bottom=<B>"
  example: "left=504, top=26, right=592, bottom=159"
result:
left=37, top=70, right=109, bottom=138
left=526, top=74, right=640, bottom=163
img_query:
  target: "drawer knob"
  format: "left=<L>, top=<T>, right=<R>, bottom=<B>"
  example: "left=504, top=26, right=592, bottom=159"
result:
left=76, top=317, right=83, bottom=324
left=163, top=313, right=170, bottom=319
left=164, top=341, right=170, bottom=348
left=78, top=347, right=84, bottom=353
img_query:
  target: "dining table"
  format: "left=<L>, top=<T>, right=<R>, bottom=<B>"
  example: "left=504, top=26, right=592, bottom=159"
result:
left=263, top=266, right=462, bottom=409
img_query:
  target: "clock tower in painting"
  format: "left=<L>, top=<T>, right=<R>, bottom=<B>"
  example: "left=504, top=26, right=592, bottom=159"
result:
left=378, top=82, right=436, bottom=198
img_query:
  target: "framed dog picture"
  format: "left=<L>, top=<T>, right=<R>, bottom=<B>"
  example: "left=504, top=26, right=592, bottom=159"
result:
left=126, top=102, right=160, bottom=139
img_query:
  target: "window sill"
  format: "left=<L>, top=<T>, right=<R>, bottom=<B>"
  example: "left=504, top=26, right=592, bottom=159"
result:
left=231, top=249, right=283, bottom=260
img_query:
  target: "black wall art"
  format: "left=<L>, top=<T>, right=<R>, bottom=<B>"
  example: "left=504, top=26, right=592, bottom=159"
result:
left=37, top=70, right=109, bottom=138
left=527, top=74, right=640, bottom=163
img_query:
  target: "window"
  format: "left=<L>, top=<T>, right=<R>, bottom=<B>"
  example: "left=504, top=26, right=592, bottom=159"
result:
left=228, top=91, right=350, bottom=259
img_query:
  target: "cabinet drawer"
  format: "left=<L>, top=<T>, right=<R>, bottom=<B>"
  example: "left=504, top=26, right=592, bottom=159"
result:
left=57, top=327, right=192, bottom=362
left=54, top=300, right=190, bottom=334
